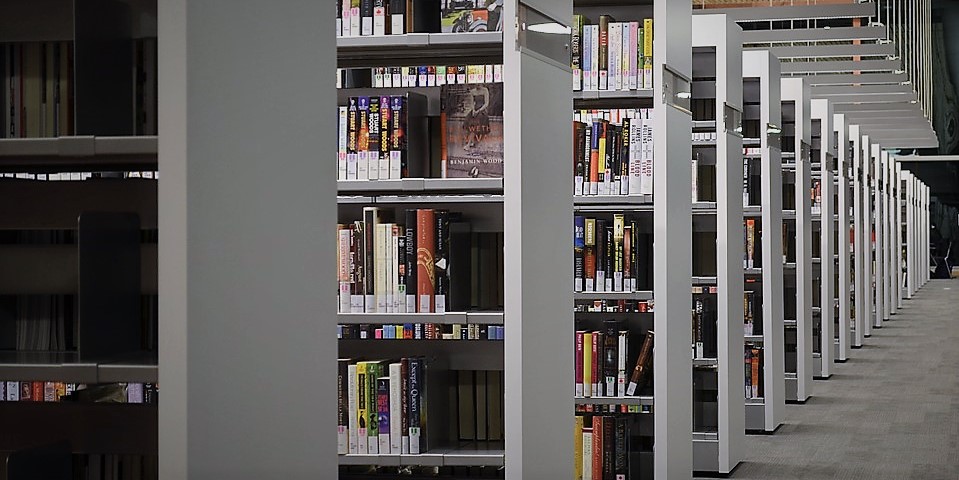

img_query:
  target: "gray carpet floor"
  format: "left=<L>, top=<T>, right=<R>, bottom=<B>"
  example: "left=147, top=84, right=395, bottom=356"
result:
left=713, top=278, right=959, bottom=480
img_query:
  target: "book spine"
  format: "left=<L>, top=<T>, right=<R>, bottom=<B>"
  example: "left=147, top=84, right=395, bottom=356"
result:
left=400, top=358, right=410, bottom=453
left=613, top=214, right=624, bottom=292
left=396, top=226, right=407, bottom=313
left=614, top=417, right=627, bottom=479
left=642, top=19, right=652, bottom=89
left=584, top=120, right=594, bottom=195
left=361, top=0, right=374, bottom=35
left=745, top=349, right=752, bottom=398
left=574, top=215, right=585, bottom=292
left=583, top=332, right=593, bottom=398
left=595, top=219, right=607, bottom=291
left=434, top=210, right=449, bottom=313
left=626, top=330, right=654, bottom=396
left=623, top=225, right=632, bottom=291
left=338, top=360, right=350, bottom=454
left=373, top=0, right=387, bottom=35
left=368, top=363, right=381, bottom=453
left=347, top=97, right=359, bottom=179
left=339, top=226, right=351, bottom=313
left=591, top=415, right=603, bottom=480
left=597, top=120, right=607, bottom=195
left=338, top=106, right=348, bottom=180
left=590, top=25, right=599, bottom=91
left=617, top=330, right=627, bottom=397
left=374, top=223, right=387, bottom=312
left=404, top=210, right=418, bottom=311
left=379, top=95, right=392, bottom=179
left=603, top=328, right=618, bottom=396
left=584, top=218, right=596, bottom=291
left=389, top=363, right=402, bottom=453
left=628, top=22, right=639, bottom=90
left=575, top=330, right=585, bottom=397
left=347, top=364, right=359, bottom=453
left=602, top=416, right=614, bottom=480
left=367, top=96, right=381, bottom=180
left=574, top=416, right=584, bottom=480
left=598, top=16, right=610, bottom=90
left=408, top=357, right=422, bottom=454
left=389, top=0, right=405, bottom=34
left=583, top=428, right=593, bottom=480
left=752, top=348, right=761, bottom=398
left=377, top=377, right=391, bottom=453
left=591, top=331, right=602, bottom=396
left=356, top=362, right=369, bottom=453
left=583, top=25, right=593, bottom=91
left=572, top=15, right=582, bottom=91
left=416, top=209, right=436, bottom=313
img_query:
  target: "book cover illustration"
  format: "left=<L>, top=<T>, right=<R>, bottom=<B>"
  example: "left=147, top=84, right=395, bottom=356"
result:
left=441, top=0, right=503, bottom=33
left=441, top=82, right=504, bottom=178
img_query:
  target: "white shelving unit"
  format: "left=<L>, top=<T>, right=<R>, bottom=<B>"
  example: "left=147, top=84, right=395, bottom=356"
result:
left=883, top=151, right=895, bottom=318
left=895, top=161, right=904, bottom=310
left=811, top=99, right=834, bottom=379
left=571, top=0, right=695, bottom=477
left=850, top=125, right=866, bottom=348
left=781, top=78, right=813, bottom=403
left=691, top=14, right=744, bottom=476
left=872, top=143, right=885, bottom=329
left=904, top=169, right=916, bottom=298
left=833, top=114, right=852, bottom=362
left=742, top=50, right=785, bottom=434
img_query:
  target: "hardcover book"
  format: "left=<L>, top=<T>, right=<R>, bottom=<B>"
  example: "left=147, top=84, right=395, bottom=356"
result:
left=441, top=82, right=504, bottom=178
left=440, top=0, right=503, bottom=33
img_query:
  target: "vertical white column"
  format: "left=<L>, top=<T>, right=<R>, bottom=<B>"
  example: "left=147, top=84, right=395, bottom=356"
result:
left=885, top=153, right=896, bottom=316
left=814, top=100, right=834, bottom=375
left=502, top=1, right=574, bottom=479
left=158, top=1, right=335, bottom=478
left=872, top=144, right=884, bottom=329
left=654, top=0, right=693, bottom=476
left=693, top=15, right=744, bottom=473
left=861, top=136, right=873, bottom=337
left=906, top=172, right=915, bottom=298
left=850, top=126, right=865, bottom=347
left=895, top=162, right=903, bottom=309
left=834, top=115, right=850, bottom=361
left=786, top=78, right=813, bottom=401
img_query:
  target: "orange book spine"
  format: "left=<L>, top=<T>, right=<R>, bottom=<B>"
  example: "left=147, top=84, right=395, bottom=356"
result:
left=592, top=416, right=603, bottom=480
left=416, top=209, right=436, bottom=313
left=751, top=348, right=761, bottom=398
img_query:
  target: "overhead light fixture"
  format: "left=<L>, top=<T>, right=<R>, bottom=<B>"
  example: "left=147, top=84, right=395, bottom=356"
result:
left=527, top=22, right=571, bottom=35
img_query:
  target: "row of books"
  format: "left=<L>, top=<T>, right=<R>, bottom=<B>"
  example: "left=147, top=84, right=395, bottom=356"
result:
left=0, top=171, right=159, bottom=181
left=0, top=381, right=157, bottom=404
left=574, top=299, right=653, bottom=314
left=575, top=326, right=653, bottom=398
left=455, top=370, right=504, bottom=442
left=74, top=454, right=157, bottom=480
left=337, top=64, right=504, bottom=89
left=692, top=287, right=718, bottom=359
left=811, top=179, right=822, bottom=215
left=743, top=290, right=763, bottom=336
left=573, top=109, right=653, bottom=197
left=336, top=0, right=502, bottom=37
left=1, top=39, right=157, bottom=138
left=743, top=218, right=763, bottom=269
left=338, top=94, right=421, bottom=181
left=574, top=214, right=650, bottom=293
left=2, top=42, right=73, bottom=138
left=336, top=357, right=431, bottom=455
left=337, top=322, right=504, bottom=340
left=337, top=208, right=472, bottom=314
left=574, top=414, right=641, bottom=480
left=571, top=16, right=654, bottom=92
left=576, top=403, right=650, bottom=415
left=744, top=346, right=764, bottom=399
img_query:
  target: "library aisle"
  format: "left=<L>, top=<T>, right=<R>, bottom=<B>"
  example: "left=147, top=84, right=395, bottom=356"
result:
left=703, top=278, right=959, bottom=480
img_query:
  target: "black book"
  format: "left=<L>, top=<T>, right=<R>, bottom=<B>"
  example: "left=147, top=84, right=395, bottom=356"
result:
left=596, top=219, right=607, bottom=288
left=449, top=219, right=472, bottom=311
left=605, top=226, right=614, bottom=290
left=602, top=416, right=615, bottom=480
left=603, top=320, right=620, bottom=397
left=405, top=209, right=417, bottom=311
left=434, top=210, right=450, bottom=312
left=613, top=417, right=628, bottom=477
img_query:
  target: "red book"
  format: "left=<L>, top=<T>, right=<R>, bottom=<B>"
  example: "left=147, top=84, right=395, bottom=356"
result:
left=592, top=331, right=602, bottom=397
left=32, top=382, right=43, bottom=402
left=575, top=331, right=585, bottom=397
left=592, top=415, right=603, bottom=480
left=416, top=209, right=436, bottom=313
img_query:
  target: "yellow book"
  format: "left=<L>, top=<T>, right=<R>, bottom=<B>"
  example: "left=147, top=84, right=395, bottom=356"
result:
left=643, top=19, right=653, bottom=58
left=574, top=416, right=584, bottom=480
left=583, top=333, right=593, bottom=398
left=356, top=362, right=369, bottom=453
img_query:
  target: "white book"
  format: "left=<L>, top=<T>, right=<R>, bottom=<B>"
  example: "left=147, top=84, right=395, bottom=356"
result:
left=628, top=120, right=642, bottom=195
left=628, top=22, right=638, bottom=90
left=582, top=431, right=593, bottom=480
left=375, top=224, right=387, bottom=312
left=356, top=151, right=368, bottom=180
left=582, top=25, right=592, bottom=91
left=692, top=158, right=699, bottom=203
left=641, top=110, right=654, bottom=195
left=361, top=12, right=373, bottom=36
left=385, top=225, right=394, bottom=313
left=6, top=382, right=18, bottom=401
left=391, top=13, right=404, bottom=35
left=368, top=152, right=379, bottom=180
left=373, top=7, right=386, bottom=35
left=610, top=23, right=621, bottom=91
left=350, top=7, right=361, bottom=37
left=590, top=25, right=600, bottom=91
left=347, top=364, right=358, bottom=453
left=347, top=153, right=358, bottom=180
left=389, top=363, right=403, bottom=454
left=617, top=331, right=628, bottom=397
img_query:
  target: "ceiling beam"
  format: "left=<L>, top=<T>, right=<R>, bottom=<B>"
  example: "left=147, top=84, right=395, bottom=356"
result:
left=780, top=58, right=900, bottom=73
left=693, top=3, right=875, bottom=21
left=743, top=25, right=886, bottom=43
